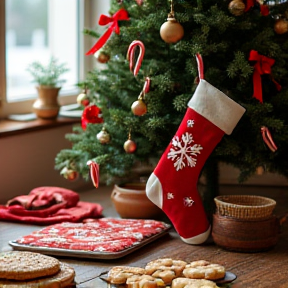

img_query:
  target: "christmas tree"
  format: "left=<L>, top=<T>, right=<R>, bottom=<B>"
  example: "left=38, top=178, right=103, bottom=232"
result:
left=55, top=0, right=288, bottom=192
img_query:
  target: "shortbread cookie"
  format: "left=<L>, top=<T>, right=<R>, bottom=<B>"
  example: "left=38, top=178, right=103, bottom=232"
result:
left=107, top=266, right=146, bottom=284
left=171, top=277, right=219, bottom=288
left=126, top=274, right=165, bottom=288
left=0, top=251, right=61, bottom=280
left=0, top=263, right=75, bottom=288
left=183, top=260, right=225, bottom=280
left=145, top=258, right=187, bottom=284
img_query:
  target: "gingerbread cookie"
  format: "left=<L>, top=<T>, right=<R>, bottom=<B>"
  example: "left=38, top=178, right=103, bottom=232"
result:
left=183, top=260, right=225, bottom=280
left=0, top=251, right=61, bottom=281
left=171, top=277, right=219, bottom=288
left=145, top=258, right=187, bottom=284
left=107, top=266, right=146, bottom=284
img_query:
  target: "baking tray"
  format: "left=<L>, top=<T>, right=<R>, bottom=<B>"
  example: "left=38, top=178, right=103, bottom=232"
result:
left=9, top=224, right=171, bottom=260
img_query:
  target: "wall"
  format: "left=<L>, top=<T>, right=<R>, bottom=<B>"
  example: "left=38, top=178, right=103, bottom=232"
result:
left=0, top=125, right=93, bottom=203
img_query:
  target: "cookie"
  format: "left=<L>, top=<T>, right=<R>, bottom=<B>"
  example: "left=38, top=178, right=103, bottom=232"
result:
left=0, top=251, right=61, bottom=280
left=183, top=260, right=225, bottom=280
left=171, top=277, right=219, bottom=288
left=107, top=266, right=146, bottom=284
left=0, top=263, right=75, bottom=288
left=126, top=274, right=165, bottom=288
left=145, top=258, right=187, bottom=284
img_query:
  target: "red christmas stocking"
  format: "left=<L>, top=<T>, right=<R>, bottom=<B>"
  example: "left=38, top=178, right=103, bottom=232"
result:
left=146, top=54, right=246, bottom=244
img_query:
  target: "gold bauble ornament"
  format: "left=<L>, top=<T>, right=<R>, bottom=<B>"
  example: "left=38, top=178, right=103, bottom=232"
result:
left=96, top=127, right=111, bottom=144
left=160, top=17, right=184, bottom=43
left=131, top=98, right=147, bottom=116
left=228, top=0, right=246, bottom=16
left=60, top=167, right=79, bottom=181
left=94, top=50, right=110, bottom=63
left=77, top=91, right=89, bottom=106
left=274, top=19, right=288, bottom=34
left=124, top=139, right=137, bottom=153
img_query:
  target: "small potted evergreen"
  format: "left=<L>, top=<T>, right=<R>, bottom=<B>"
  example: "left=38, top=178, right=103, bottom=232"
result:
left=27, top=57, right=69, bottom=119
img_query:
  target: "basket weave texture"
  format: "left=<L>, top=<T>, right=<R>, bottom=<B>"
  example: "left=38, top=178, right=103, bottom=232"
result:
left=214, top=195, right=276, bottom=220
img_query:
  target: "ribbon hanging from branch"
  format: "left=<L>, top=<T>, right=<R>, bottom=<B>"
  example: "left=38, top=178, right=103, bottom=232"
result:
left=86, top=9, right=129, bottom=56
left=249, top=50, right=281, bottom=103
left=245, top=0, right=269, bottom=16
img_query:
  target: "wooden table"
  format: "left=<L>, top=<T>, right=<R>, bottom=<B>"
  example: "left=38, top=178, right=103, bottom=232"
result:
left=0, top=185, right=288, bottom=288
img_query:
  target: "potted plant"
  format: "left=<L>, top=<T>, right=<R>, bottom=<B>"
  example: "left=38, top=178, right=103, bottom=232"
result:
left=27, top=57, right=69, bottom=119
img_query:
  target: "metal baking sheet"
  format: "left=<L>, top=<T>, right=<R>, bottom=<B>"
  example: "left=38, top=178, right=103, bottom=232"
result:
left=9, top=225, right=171, bottom=260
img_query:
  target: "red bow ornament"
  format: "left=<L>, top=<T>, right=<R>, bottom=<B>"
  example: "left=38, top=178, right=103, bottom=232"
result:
left=245, top=0, right=269, bottom=16
left=86, top=9, right=129, bottom=55
left=249, top=50, right=281, bottom=103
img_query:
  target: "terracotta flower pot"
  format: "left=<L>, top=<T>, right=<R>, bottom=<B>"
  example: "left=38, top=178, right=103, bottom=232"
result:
left=33, top=86, right=61, bottom=119
left=111, top=182, right=163, bottom=219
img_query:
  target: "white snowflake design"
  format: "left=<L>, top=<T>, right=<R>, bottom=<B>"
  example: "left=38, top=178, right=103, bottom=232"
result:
left=184, top=197, right=194, bottom=207
left=167, top=192, right=174, bottom=200
left=167, top=132, right=203, bottom=171
left=187, top=119, right=195, bottom=128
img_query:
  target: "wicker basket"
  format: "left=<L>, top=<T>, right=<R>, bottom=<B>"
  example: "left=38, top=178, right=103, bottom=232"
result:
left=214, top=195, right=276, bottom=220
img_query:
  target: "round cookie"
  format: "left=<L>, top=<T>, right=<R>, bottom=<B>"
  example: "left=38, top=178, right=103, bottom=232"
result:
left=183, top=260, right=225, bottom=280
left=0, top=251, right=61, bottom=281
left=145, top=258, right=187, bottom=284
left=0, top=263, right=75, bottom=288
left=107, top=266, right=146, bottom=284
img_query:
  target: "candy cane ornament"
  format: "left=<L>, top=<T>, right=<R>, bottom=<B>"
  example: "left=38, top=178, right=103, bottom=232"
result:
left=87, top=160, right=100, bottom=188
left=127, top=40, right=145, bottom=76
left=261, top=126, right=278, bottom=152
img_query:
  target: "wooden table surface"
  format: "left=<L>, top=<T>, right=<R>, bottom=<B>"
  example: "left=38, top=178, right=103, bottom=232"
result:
left=0, top=184, right=288, bottom=288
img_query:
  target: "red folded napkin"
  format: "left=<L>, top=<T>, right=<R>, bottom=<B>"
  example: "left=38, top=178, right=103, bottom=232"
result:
left=0, top=186, right=103, bottom=225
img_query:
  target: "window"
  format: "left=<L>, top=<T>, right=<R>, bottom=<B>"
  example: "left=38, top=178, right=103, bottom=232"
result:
left=0, top=0, right=109, bottom=118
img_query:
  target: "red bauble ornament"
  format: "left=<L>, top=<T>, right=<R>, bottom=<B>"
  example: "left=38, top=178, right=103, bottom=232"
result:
left=124, top=139, right=137, bottom=153
left=77, top=91, right=89, bottom=106
left=94, top=50, right=110, bottom=63
left=60, top=167, right=79, bottom=181
left=81, top=105, right=104, bottom=130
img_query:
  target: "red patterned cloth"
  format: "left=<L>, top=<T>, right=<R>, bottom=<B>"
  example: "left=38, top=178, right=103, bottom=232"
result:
left=0, top=187, right=103, bottom=225
left=15, top=218, right=169, bottom=252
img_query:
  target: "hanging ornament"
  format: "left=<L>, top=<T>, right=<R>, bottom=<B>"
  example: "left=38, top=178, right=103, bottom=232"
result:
left=77, top=89, right=89, bottom=106
left=261, top=126, right=278, bottom=152
left=131, top=93, right=147, bottom=116
left=81, top=104, right=104, bottom=130
left=131, top=77, right=150, bottom=116
left=127, top=40, right=145, bottom=76
left=96, top=126, right=111, bottom=144
left=87, top=160, right=100, bottom=188
left=134, top=0, right=144, bottom=5
left=124, top=131, right=137, bottom=153
left=228, top=0, right=246, bottom=16
left=274, top=18, right=288, bottom=34
left=60, top=167, right=79, bottom=181
left=160, top=0, right=184, bottom=43
left=94, top=49, right=110, bottom=63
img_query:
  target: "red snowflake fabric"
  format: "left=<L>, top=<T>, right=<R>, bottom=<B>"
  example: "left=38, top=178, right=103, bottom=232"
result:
left=16, top=218, right=169, bottom=253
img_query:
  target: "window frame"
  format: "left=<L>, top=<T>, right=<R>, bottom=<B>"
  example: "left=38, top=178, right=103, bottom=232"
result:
left=0, top=0, right=103, bottom=119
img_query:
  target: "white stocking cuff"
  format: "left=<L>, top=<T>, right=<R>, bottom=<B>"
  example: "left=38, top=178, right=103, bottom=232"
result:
left=188, top=80, right=246, bottom=135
